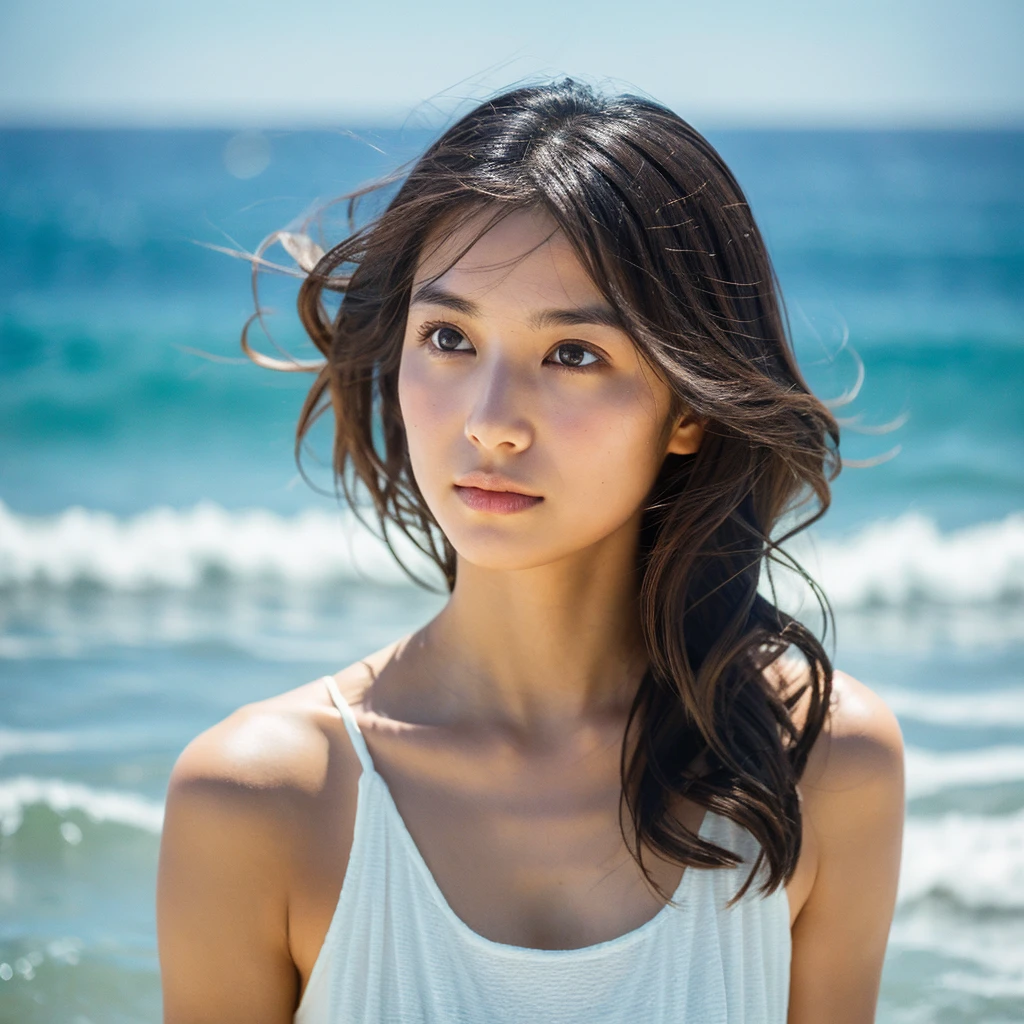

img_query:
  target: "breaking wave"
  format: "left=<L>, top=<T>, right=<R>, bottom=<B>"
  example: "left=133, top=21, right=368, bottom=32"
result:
left=0, top=775, right=164, bottom=837
left=1, top=501, right=1022, bottom=608
left=901, top=809, right=1024, bottom=910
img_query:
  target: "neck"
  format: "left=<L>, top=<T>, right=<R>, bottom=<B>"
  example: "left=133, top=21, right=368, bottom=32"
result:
left=395, top=516, right=649, bottom=736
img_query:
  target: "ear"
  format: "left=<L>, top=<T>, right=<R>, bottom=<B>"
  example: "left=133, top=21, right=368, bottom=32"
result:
left=665, top=412, right=705, bottom=456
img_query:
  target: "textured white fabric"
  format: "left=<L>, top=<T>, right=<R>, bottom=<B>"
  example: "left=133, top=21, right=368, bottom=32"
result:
left=294, top=675, right=791, bottom=1024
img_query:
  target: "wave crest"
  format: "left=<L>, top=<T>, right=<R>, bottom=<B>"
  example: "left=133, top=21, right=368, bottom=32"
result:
left=901, top=810, right=1024, bottom=910
left=779, top=512, right=1024, bottom=609
left=0, top=500, right=433, bottom=591
left=2, top=501, right=1022, bottom=608
left=0, top=775, right=164, bottom=837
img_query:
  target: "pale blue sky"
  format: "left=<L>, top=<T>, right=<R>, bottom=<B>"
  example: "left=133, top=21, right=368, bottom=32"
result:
left=1, top=0, right=1021, bottom=127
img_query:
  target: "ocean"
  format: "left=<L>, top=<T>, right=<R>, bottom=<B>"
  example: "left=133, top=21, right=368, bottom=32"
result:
left=0, top=125, right=1022, bottom=1023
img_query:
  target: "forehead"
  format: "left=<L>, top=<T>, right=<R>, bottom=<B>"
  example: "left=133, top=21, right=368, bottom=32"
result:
left=412, top=206, right=605, bottom=308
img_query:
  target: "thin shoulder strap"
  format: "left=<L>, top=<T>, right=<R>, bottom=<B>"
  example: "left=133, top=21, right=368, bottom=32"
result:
left=321, top=675, right=375, bottom=776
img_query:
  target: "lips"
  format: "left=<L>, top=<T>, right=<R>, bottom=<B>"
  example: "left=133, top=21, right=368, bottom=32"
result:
left=454, top=472, right=542, bottom=497
left=454, top=486, right=543, bottom=514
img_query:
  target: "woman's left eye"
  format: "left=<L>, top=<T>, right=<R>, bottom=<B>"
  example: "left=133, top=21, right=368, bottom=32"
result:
left=550, top=343, right=600, bottom=369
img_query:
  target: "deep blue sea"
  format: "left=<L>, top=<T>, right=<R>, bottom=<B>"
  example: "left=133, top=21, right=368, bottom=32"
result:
left=0, top=126, right=1022, bottom=1023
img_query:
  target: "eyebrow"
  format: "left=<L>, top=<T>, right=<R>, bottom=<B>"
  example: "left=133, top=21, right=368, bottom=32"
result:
left=409, top=282, right=625, bottom=331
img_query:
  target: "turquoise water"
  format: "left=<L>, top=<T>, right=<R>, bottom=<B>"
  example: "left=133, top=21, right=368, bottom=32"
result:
left=1, top=126, right=1022, bottom=1023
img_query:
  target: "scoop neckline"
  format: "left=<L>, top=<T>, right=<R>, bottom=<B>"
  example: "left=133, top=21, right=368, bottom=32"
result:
left=362, top=764, right=715, bottom=961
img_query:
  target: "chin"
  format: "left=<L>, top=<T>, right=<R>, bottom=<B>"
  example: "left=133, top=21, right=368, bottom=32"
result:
left=444, top=518, right=630, bottom=575
left=445, top=534, right=567, bottom=574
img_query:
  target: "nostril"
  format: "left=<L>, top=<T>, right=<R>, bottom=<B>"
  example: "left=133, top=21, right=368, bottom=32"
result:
left=464, top=414, right=533, bottom=453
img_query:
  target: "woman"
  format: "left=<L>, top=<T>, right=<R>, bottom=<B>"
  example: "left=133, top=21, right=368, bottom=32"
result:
left=157, top=80, right=904, bottom=1023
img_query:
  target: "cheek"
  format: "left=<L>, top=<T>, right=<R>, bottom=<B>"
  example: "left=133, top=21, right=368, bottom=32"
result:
left=397, top=355, right=459, bottom=481
left=397, top=355, right=429, bottom=434
left=545, top=379, right=667, bottom=492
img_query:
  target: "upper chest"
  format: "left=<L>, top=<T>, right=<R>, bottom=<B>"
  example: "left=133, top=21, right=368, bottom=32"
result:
left=286, top=715, right=816, bottom=1001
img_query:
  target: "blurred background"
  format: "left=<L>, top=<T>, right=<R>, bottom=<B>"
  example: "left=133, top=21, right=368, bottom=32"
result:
left=1, top=1, right=1022, bottom=1021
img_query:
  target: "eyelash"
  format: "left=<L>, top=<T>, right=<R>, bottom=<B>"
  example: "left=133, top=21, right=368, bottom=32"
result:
left=414, top=320, right=606, bottom=373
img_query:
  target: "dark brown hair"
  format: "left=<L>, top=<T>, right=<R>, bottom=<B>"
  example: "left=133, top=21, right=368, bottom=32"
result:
left=244, top=79, right=840, bottom=901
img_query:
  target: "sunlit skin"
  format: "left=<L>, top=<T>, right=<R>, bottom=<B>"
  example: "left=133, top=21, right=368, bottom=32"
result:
left=156, top=206, right=905, bottom=1024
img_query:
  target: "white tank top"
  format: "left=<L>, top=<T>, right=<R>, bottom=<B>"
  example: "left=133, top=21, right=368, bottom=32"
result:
left=294, top=675, right=791, bottom=1024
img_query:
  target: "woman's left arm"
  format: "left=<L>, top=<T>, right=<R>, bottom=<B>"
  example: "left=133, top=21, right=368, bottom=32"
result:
left=787, top=670, right=906, bottom=1024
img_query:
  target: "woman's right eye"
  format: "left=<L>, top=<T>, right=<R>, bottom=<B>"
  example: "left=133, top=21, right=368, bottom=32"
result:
left=428, top=325, right=472, bottom=352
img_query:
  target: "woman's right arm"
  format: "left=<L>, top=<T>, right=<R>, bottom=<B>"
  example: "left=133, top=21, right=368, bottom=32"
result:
left=156, top=705, right=315, bottom=1024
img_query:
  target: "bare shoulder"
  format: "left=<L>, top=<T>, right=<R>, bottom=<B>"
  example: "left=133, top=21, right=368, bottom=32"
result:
left=766, top=656, right=905, bottom=794
left=169, top=685, right=333, bottom=808
left=165, top=652, right=392, bottom=812
left=811, top=668, right=904, bottom=802
left=160, top=681, right=348, bottom=922
left=165, top=637, right=405, bottom=823
left=158, top=660, right=388, bottom=1022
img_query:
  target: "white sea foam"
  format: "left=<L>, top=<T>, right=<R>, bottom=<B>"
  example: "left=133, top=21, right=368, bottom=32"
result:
left=2, top=500, right=1022, bottom=607
left=890, top=912, right=1024, bottom=1000
left=885, top=688, right=1024, bottom=728
left=0, top=726, right=170, bottom=760
left=0, top=775, right=164, bottom=836
left=0, top=499, right=438, bottom=590
left=774, top=511, right=1024, bottom=610
left=0, top=728, right=81, bottom=759
left=900, top=809, right=1024, bottom=909
left=906, top=745, right=1024, bottom=799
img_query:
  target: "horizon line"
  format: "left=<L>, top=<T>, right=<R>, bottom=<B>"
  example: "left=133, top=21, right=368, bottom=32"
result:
left=2, top=111, right=1022, bottom=133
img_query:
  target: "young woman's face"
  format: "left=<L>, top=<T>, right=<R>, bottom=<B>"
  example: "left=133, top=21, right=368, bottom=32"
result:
left=398, top=206, right=702, bottom=573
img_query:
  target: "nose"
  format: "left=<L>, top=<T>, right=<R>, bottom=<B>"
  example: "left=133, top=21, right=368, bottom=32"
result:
left=464, top=359, right=534, bottom=453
